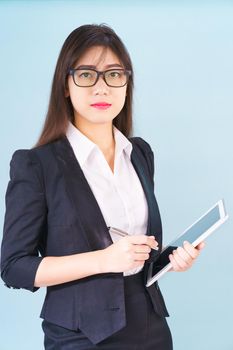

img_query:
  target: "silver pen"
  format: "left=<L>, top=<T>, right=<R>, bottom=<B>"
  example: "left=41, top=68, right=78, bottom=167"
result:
left=107, top=226, right=129, bottom=237
left=107, top=226, right=159, bottom=250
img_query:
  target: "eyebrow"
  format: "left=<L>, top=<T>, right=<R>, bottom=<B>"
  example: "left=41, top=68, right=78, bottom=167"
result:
left=76, top=64, right=123, bottom=69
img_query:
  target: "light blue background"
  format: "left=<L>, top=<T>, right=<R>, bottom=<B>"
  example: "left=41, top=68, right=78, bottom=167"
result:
left=0, top=1, right=232, bottom=349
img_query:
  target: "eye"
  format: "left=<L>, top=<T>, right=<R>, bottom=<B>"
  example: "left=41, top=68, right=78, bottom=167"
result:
left=110, top=71, right=120, bottom=77
left=79, top=71, right=92, bottom=78
left=106, top=70, right=124, bottom=79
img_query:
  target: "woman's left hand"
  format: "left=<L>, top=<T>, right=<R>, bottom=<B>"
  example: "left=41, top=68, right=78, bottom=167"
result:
left=169, top=241, right=205, bottom=272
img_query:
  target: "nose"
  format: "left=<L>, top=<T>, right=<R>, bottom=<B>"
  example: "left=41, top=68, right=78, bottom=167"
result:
left=93, top=73, right=109, bottom=94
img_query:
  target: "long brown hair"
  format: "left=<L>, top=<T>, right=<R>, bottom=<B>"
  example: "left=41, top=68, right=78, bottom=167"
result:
left=34, top=23, right=134, bottom=147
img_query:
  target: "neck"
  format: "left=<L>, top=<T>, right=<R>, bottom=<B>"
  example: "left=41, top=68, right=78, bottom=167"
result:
left=73, top=117, right=115, bottom=154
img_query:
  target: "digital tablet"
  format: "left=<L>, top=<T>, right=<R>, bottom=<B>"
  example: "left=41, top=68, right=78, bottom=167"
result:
left=146, top=199, right=228, bottom=287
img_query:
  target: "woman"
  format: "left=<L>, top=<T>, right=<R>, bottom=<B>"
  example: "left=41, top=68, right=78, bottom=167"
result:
left=1, top=24, right=204, bottom=349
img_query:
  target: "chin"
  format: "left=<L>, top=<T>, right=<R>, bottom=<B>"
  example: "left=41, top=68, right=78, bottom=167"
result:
left=88, top=115, right=115, bottom=124
left=75, top=112, right=115, bottom=126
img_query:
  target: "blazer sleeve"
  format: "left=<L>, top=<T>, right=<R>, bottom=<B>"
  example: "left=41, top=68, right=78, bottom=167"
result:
left=0, top=149, right=47, bottom=292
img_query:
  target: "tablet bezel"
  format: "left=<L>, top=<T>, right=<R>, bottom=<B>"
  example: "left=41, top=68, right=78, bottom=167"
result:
left=146, top=199, right=228, bottom=287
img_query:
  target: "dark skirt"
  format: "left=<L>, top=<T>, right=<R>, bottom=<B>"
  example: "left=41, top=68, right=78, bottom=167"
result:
left=42, top=272, right=173, bottom=350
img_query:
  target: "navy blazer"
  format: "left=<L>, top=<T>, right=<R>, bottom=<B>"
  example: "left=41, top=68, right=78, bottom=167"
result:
left=1, top=135, right=169, bottom=344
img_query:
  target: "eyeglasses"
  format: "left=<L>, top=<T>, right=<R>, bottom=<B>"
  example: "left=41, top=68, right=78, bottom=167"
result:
left=68, top=68, right=131, bottom=88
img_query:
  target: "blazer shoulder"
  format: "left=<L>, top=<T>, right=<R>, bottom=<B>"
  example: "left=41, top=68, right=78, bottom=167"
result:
left=9, top=139, right=61, bottom=191
left=11, top=137, right=64, bottom=166
left=11, top=139, right=55, bottom=160
left=129, top=136, right=155, bottom=179
left=129, top=136, right=154, bottom=155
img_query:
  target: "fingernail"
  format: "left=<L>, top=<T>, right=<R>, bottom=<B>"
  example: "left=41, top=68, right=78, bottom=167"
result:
left=152, top=246, right=159, bottom=251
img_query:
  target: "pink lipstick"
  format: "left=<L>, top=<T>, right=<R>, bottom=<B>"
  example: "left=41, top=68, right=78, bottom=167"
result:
left=90, top=102, right=112, bottom=110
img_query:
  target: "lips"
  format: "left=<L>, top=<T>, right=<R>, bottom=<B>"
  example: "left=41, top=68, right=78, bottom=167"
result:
left=90, top=102, right=112, bottom=110
left=90, top=102, right=112, bottom=107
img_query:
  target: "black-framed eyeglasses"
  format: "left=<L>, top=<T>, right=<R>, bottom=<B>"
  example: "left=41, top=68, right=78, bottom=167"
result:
left=68, top=68, right=131, bottom=88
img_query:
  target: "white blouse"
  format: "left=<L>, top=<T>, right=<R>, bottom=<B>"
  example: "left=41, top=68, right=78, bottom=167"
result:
left=66, top=121, right=148, bottom=275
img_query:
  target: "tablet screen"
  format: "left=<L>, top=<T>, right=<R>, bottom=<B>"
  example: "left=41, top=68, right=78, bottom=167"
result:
left=166, top=204, right=221, bottom=248
left=150, top=201, right=227, bottom=281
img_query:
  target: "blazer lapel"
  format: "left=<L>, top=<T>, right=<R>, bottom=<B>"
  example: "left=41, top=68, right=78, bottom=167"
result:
left=52, top=136, right=161, bottom=253
left=52, top=136, right=113, bottom=251
left=130, top=142, right=162, bottom=250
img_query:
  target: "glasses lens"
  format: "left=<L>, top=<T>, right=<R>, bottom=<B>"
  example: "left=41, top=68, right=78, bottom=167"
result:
left=73, top=69, right=97, bottom=87
left=105, top=70, right=128, bottom=87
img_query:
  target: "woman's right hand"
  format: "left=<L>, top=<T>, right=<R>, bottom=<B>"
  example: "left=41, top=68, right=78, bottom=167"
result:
left=101, top=235, right=159, bottom=273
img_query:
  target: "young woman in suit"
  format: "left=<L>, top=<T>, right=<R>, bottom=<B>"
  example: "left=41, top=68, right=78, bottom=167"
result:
left=1, top=24, right=205, bottom=349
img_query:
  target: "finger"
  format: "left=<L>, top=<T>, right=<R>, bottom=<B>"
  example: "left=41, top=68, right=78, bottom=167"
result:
left=128, top=235, right=153, bottom=244
left=172, top=249, right=190, bottom=270
left=147, top=236, right=159, bottom=250
left=133, top=252, right=150, bottom=261
left=169, top=254, right=181, bottom=272
left=134, top=245, right=151, bottom=254
left=129, top=235, right=158, bottom=250
left=196, top=241, right=205, bottom=250
left=132, top=261, right=145, bottom=269
left=176, top=246, right=193, bottom=265
left=183, top=241, right=199, bottom=259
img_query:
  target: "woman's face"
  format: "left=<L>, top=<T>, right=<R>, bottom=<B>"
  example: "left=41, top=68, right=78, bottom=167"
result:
left=66, top=46, right=127, bottom=127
